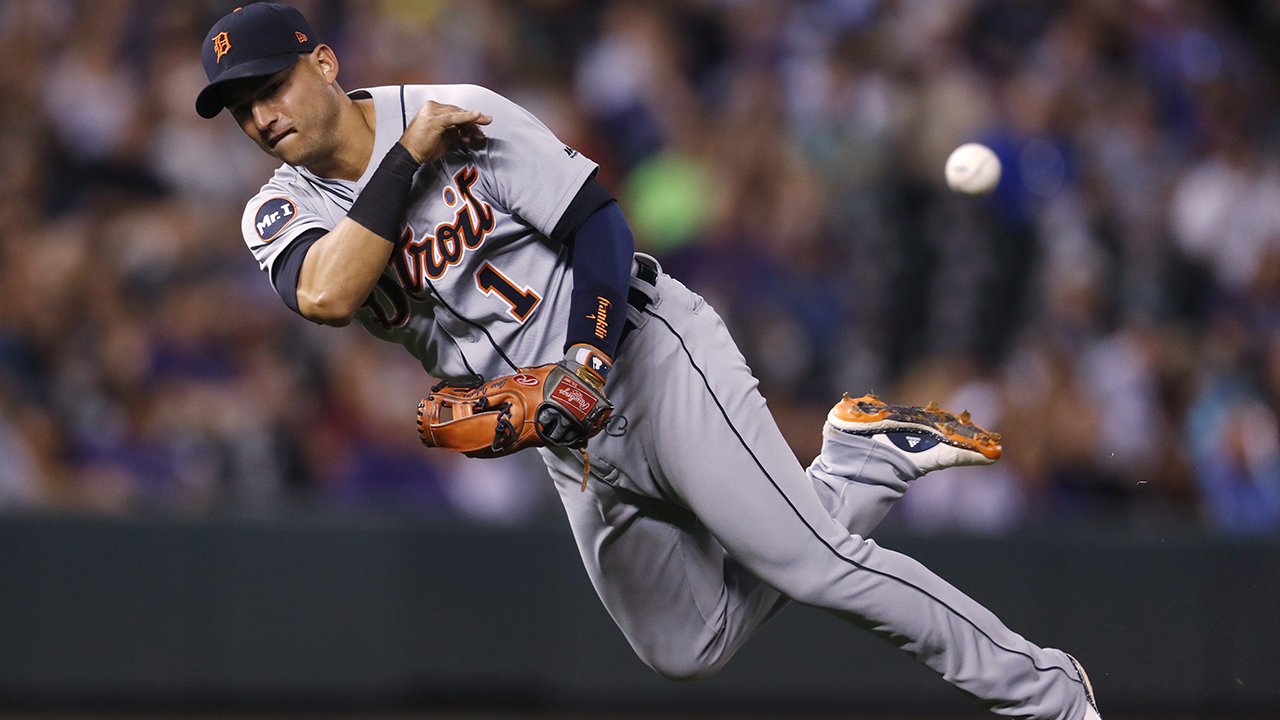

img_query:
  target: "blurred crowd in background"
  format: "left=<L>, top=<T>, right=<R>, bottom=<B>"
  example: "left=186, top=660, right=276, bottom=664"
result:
left=2, top=0, right=1280, bottom=535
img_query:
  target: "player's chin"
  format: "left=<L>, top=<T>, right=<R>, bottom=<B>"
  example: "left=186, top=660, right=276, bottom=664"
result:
left=263, top=133, right=303, bottom=163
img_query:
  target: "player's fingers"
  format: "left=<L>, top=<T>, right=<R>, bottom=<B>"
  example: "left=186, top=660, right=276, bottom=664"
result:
left=414, top=114, right=473, bottom=143
left=420, top=99, right=490, bottom=122
left=420, top=100, right=466, bottom=116
left=440, top=125, right=488, bottom=150
left=458, top=122, right=488, bottom=143
left=412, top=105, right=476, bottom=129
left=434, top=110, right=490, bottom=129
left=404, top=108, right=492, bottom=161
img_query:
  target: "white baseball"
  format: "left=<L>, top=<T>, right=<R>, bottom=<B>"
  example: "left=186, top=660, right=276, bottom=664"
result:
left=945, top=143, right=1002, bottom=195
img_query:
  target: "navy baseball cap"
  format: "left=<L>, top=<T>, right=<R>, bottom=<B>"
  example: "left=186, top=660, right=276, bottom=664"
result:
left=196, top=3, right=317, bottom=119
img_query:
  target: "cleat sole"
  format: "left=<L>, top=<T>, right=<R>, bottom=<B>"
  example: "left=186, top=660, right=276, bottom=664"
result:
left=829, top=393, right=1003, bottom=460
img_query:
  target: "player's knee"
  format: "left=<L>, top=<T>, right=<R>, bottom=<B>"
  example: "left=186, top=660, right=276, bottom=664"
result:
left=636, top=643, right=721, bottom=682
left=647, top=655, right=719, bottom=682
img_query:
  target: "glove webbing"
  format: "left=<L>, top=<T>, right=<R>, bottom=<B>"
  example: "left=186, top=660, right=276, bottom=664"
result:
left=492, top=407, right=516, bottom=454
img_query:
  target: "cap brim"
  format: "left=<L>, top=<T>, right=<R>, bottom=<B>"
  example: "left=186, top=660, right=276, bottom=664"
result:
left=195, top=53, right=301, bottom=119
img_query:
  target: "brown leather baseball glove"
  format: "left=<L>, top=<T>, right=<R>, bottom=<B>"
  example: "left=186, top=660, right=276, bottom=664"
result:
left=417, top=363, right=613, bottom=458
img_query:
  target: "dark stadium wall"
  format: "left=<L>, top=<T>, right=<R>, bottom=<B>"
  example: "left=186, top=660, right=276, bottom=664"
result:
left=0, top=515, right=1276, bottom=715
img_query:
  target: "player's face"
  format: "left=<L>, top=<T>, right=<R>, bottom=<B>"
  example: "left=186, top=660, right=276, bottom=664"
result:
left=224, top=49, right=342, bottom=167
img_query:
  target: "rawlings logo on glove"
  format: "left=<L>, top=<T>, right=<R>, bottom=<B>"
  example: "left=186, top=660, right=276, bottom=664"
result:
left=417, top=363, right=612, bottom=458
left=549, top=377, right=595, bottom=420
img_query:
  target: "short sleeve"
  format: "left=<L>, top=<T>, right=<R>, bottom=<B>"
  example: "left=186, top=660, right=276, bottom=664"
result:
left=467, top=87, right=599, bottom=237
left=240, top=189, right=330, bottom=275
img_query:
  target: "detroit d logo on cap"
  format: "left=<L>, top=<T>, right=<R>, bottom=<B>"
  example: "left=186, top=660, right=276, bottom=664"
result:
left=213, top=31, right=231, bottom=62
left=255, top=197, right=297, bottom=242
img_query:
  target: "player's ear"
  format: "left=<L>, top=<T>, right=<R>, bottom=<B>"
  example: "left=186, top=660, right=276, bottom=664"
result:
left=311, top=44, right=339, bottom=85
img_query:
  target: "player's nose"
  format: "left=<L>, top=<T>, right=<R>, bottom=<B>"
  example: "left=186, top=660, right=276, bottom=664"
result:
left=251, top=101, right=279, bottom=134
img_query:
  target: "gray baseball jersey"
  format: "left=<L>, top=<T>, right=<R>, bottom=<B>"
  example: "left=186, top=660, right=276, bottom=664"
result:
left=240, top=84, right=1091, bottom=720
left=242, top=83, right=596, bottom=381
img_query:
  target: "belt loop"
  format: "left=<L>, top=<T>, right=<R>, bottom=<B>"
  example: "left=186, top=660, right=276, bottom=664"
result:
left=619, top=253, right=661, bottom=351
left=632, top=252, right=662, bottom=284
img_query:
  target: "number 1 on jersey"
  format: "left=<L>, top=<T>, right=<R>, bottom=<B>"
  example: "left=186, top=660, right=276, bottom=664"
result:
left=476, top=262, right=541, bottom=321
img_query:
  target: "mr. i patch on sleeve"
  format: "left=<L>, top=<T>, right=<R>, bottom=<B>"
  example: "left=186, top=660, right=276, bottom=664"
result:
left=255, top=197, right=298, bottom=242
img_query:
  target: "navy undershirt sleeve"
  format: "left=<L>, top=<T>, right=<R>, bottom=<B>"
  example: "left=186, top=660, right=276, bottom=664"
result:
left=564, top=200, right=634, bottom=359
left=269, top=227, right=326, bottom=316
left=552, top=174, right=611, bottom=242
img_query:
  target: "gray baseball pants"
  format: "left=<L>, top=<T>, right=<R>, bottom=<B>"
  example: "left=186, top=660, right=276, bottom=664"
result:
left=539, top=266, right=1090, bottom=720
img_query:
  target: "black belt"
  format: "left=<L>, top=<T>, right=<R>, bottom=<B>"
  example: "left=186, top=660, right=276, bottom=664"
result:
left=617, top=261, right=658, bottom=350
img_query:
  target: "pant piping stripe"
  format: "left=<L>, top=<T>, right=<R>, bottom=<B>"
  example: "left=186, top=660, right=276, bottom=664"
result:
left=648, top=309, right=1081, bottom=686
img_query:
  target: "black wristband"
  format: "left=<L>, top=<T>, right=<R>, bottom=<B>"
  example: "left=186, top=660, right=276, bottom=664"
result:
left=346, top=142, right=420, bottom=244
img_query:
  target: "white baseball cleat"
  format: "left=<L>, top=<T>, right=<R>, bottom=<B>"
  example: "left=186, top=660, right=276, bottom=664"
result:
left=825, top=393, right=1002, bottom=475
left=1066, top=654, right=1102, bottom=720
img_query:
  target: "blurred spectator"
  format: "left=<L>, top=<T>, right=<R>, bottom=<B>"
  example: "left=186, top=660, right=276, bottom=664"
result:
left=897, top=378, right=1028, bottom=535
left=1188, top=386, right=1280, bottom=534
left=0, top=401, right=44, bottom=508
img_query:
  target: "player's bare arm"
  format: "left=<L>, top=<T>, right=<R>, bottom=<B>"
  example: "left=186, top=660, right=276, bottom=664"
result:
left=294, top=102, right=492, bottom=326
left=290, top=219, right=390, bottom=325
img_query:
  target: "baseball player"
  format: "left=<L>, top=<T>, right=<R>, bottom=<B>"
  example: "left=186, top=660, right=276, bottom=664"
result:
left=197, top=5, right=1101, bottom=719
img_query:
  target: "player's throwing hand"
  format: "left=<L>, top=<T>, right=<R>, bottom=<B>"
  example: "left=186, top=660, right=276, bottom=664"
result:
left=401, top=100, right=492, bottom=164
